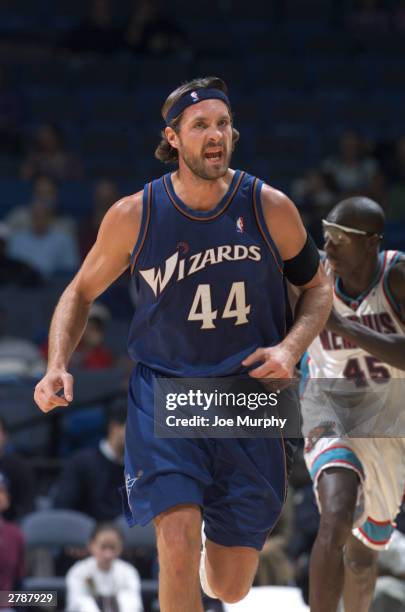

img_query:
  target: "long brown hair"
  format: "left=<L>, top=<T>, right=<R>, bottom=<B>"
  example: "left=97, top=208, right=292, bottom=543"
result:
left=154, top=76, right=240, bottom=164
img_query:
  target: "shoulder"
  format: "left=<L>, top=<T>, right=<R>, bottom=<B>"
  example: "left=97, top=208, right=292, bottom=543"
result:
left=96, top=190, right=143, bottom=254
left=105, top=191, right=143, bottom=227
left=66, top=556, right=94, bottom=579
left=259, top=183, right=307, bottom=260
left=2, top=519, right=24, bottom=542
left=260, top=184, right=300, bottom=219
left=114, top=559, right=141, bottom=582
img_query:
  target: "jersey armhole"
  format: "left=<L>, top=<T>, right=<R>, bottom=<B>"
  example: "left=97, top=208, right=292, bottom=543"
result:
left=382, top=251, right=405, bottom=324
left=252, top=178, right=283, bottom=274
left=130, top=182, right=152, bottom=274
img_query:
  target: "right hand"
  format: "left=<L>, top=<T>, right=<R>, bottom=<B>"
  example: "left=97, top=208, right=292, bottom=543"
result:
left=34, top=368, right=74, bottom=413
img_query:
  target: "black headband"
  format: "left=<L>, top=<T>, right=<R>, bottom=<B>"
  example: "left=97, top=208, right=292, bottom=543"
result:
left=165, top=88, right=231, bottom=125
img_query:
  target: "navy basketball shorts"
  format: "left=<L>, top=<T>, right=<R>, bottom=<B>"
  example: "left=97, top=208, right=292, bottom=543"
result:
left=122, top=363, right=287, bottom=551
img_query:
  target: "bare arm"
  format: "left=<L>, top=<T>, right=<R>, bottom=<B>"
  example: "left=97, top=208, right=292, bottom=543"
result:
left=243, top=186, right=332, bottom=377
left=326, top=260, right=405, bottom=370
left=34, top=192, right=143, bottom=412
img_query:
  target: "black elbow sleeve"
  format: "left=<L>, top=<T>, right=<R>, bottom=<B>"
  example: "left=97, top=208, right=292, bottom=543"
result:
left=283, top=234, right=320, bottom=286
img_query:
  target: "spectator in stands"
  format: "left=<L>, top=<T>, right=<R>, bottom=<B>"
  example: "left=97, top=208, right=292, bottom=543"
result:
left=70, top=302, right=114, bottom=370
left=321, top=130, right=378, bottom=194
left=0, top=223, right=42, bottom=287
left=66, top=523, right=143, bottom=612
left=0, top=472, right=25, bottom=591
left=52, top=404, right=126, bottom=521
left=0, top=418, right=35, bottom=521
left=5, top=175, right=59, bottom=232
left=385, top=136, right=405, bottom=220
left=20, top=123, right=82, bottom=181
left=0, top=66, right=24, bottom=156
left=79, top=179, right=119, bottom=260
left=7, top=198, right=79, bottom=279
left=124, top=0, right=189, bottom=58
left=60, top=0, right=121, bottom=55
left=0, top=306, right=45, bottom=378
left=5, top=174, right=77, bottom=240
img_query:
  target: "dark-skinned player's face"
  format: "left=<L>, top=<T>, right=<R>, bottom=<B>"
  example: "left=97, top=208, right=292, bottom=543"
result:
left=324, top=210, right=378, bottom=277
left=168, top=99, right=233, bottom=180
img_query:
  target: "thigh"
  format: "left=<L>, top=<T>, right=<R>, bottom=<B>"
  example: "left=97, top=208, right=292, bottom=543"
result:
left=124, top=365, right=214, bottom=526
left=203, top=437, right=287, bottom=551
left=205, top=538, right=259, bottom=586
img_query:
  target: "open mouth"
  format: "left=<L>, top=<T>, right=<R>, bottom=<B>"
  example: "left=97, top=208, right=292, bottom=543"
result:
left=204, top=150, right=223, bottom=161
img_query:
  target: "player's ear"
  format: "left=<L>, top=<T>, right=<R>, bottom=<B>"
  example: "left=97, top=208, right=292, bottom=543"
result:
left=165, top=126, right=179, bottom=151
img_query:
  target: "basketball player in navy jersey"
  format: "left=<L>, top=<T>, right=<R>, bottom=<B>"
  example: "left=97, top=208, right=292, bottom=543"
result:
left=34, top=77, right=332, bottom=611
left=302, top=197, right=405, bottom=612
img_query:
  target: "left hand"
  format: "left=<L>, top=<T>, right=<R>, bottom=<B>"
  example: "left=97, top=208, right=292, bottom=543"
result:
left=325, top=307, right=344, bottom=334
left=242, top=345, right=296, bottom=378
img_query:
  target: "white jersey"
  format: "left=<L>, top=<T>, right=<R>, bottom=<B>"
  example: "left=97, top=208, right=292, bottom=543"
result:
left=308, top=250, right=405, bottom=381
left=302, top=250, right=405, bottom=550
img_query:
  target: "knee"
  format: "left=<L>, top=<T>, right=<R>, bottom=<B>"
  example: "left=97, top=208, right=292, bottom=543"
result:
left=213, top=582, right=251, bottom=604
left=345, top=550, right=377, bottom=577
left=318, top=508, right=354, bottom=550
left=155, top=508, right=201, bottom=569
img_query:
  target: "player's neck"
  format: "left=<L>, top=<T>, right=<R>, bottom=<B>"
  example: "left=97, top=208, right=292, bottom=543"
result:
left=172, top=165, right=234, bottom=211
left=338, top=253, right=381, bottom=298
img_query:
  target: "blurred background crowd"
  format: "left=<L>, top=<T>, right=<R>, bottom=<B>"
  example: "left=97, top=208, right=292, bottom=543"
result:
left=1, top=0, right=405, bottom=610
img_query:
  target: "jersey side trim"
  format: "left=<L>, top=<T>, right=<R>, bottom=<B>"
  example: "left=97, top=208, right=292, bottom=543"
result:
left=130, top=182, right=152, bottom=274
left=252, top=179, right=283, bottom=274
left=382, top=251, right=405, bottom=325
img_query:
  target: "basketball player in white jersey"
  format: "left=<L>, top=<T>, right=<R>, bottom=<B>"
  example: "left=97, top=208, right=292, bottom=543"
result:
left=301, top=197, right=405, bottom=612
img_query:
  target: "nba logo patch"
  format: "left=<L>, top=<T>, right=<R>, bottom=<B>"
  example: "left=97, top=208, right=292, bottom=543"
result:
left=236, top=216, right=244, bottom=233
left=190, top=91, right=199, bottom=102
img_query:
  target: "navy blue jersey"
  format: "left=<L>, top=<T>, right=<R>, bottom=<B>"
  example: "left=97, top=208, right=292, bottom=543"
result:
left=127, top=170, right=288, bottom=376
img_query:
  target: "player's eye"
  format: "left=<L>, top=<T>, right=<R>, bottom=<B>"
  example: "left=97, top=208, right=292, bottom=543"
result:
left=194, top=122, right=205, bottom=129
left=218, top=119, right=229, bottom=127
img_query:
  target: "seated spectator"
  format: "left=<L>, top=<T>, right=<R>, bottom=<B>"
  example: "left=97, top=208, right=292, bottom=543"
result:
left=20, top=123, right=82, bottom=181
left=0, top=223, right=42, bottom=287
left=0, top=417, right=35, bottom=521
left=386, top=136, right=405, bottom=220
left=0, top=472, right=25, bottom=591
left=5, top=174, right=77, bottom=239
left=0, top=66, right=24, bottom=156
left=321, top=130, right=378, bottom=195
left=124, top=0, right=189, bottom=58
left=0, top=307, right=45, bottom=379
left=60, top=0, right=122, bottom=55
left=42, top=302, right=114, bottom=370
left=66, top=523, right=143, bottom=612
left=79, top=179, right=119, bottom=260
left=7, top=199, right=79, bottom=279
left=5, top=175, right=60, bottom=232
left=52, top=405, right=126, bottom=521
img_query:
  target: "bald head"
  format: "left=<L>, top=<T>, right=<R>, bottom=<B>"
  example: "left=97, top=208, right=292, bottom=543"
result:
left=327, top=197, right=385, bottom=235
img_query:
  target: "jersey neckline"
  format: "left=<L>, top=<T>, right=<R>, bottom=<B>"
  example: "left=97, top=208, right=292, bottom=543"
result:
left=334, top=251, right=387, bottom=310
left=163, top=169, right=243, bottom=221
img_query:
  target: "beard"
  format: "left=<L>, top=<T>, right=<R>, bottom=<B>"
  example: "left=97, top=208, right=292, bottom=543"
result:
left=179, top=144, right=231, bottom=180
